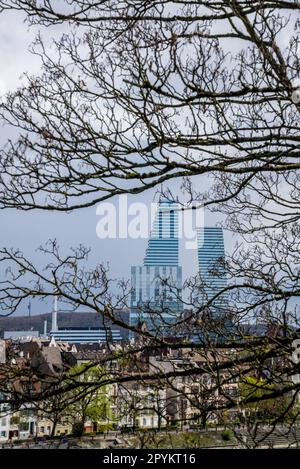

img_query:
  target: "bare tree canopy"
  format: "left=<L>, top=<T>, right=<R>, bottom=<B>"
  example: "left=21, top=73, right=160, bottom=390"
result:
left=0, top=0, right=299, bottom=449
left=0, top=0, right=298, bottom=227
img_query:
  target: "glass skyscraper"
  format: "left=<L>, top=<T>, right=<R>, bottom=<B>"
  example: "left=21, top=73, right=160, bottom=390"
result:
left=143, top=200, right=179, bottom=266
left=196, top=227, right=228, bottom=313
left=130, top=200, right=183, bottom=333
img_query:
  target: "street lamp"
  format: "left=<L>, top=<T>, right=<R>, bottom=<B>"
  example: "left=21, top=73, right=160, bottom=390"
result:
left=291, top=87, right=300, bottom=104
left=291, top=78, right=300, bottom=104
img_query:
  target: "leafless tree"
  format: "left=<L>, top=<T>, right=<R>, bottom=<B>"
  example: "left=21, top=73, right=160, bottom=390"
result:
left=0, top=0, right=299, bottom=448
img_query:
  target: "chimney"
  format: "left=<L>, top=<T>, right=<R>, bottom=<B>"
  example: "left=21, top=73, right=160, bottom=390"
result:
left=43, top=319, right=47, bottom=337
left=51, top=295, right=58, bottom=332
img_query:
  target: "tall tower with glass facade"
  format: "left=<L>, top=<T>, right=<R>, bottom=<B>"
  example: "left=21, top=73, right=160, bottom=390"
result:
left=130, top=200, right=182, bottom=333
left=196, top=227, right=228, bottom=314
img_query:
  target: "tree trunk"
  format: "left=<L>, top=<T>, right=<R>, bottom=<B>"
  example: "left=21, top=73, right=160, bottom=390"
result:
left=50, top=419, right=58, bottom=438
left=200, top=411, right=208, bottom=429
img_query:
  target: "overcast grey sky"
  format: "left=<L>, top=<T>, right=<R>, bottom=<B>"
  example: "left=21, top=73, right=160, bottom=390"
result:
left=0, top=9, right=235, bottom=316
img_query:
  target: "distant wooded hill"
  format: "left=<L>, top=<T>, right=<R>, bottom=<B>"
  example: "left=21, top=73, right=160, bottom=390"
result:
left=0, top=310, right=130, bottom=338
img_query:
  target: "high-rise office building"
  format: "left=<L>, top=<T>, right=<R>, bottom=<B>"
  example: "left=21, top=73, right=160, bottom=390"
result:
left=196, top=227, right=228, bottom=313
left=143, top=200, right=179, bottom=266
left=130, top=200, right=182, bottom=333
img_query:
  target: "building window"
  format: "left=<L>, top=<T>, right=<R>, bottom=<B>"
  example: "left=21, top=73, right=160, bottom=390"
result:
left=1, top=418, right=6, bottom=426
left=40, top=426, right=45, bottom=433
left=1, top=431, right=6, bottom=437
